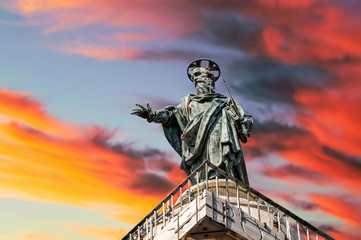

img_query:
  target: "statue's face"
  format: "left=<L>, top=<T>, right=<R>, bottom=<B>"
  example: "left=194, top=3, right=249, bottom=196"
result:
left=191, top=67, right=215, bottom=95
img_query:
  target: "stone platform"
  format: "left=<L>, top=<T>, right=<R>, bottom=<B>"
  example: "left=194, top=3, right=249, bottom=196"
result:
left=122, top=161, right=334, bottom=240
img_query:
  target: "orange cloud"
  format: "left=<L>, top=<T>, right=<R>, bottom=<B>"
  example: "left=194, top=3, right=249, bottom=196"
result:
left=286, top=67, right=361, bottom=194
left=254, top=1, right=361, bottom=64
left=323, top=229, right=361, bottom=240
left=295, top=79, right=361, bottom=157
left=0, top=89, right=76, bottom=138
left=0, top=89, right=183, bottom=223
left=281, top=148, right=361, bottom=193
left=309, top=194, right=361, bottom=225
left=55, top=43, right=143, bottom=61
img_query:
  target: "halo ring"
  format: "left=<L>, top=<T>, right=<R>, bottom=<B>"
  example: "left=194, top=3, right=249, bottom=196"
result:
left=187, top=58, right=221, bottom=82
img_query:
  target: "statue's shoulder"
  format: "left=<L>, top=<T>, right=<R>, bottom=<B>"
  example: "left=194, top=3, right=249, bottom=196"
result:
left=182, top=94, right=192, bottom=101
left=181, top=94, right=193, bottom=107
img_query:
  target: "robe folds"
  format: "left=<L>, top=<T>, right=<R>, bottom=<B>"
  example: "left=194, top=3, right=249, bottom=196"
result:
left=155, top=93, right=252, bottom=185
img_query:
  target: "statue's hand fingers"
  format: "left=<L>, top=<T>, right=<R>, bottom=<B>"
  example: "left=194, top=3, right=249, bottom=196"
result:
left=135, top=104, right=146, bottom=110
left=131, top=109, right=141, bottom=115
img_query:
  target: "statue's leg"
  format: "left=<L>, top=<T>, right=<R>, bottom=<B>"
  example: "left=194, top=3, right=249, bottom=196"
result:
left=207, top=119, right=223, bottom=181
left=208, top=118, right=222, bottom=166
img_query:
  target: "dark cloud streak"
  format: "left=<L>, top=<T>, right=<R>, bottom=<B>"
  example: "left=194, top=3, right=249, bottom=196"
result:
left=245, top=120, right=311, bottom=157
left=130, top=173, right=174, bottom=195
left=91, top=128, right=181, bottom=195
left=263, top=164, right=327, bottom=183
left=278, top=194, right=319, bottom=211
left=188, top=14, right=264, bottom=53
left=228, top=57, right=329, bottom=106
left=322, top=146, right=361, bottom=172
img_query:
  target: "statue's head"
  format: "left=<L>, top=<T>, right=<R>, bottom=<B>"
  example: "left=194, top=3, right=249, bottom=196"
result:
left=191, top=67, right=215, bottom=95
left=187, top=58, right=221, bottom=95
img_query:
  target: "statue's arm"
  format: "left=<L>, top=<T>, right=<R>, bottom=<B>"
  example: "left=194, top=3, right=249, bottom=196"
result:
left=235, top=101, right=254, bottom=134
left=152, top=108, right=173, bottom=124
left=131, top=103, right=175, bottom=124
left=228, top=99, right=253, bottom=138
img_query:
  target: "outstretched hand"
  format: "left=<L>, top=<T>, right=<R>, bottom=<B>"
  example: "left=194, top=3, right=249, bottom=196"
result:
left=131, top=103, right=155, bottom=121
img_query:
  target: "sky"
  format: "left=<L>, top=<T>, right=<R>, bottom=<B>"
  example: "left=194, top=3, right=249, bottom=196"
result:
left=0, top=0, right=360, bottom=239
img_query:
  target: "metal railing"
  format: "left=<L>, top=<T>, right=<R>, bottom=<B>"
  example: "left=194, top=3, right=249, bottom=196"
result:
left=122, top=160, right=335, bottom=240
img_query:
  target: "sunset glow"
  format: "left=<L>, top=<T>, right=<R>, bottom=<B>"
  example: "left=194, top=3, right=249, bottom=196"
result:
left=1, top=0, right=361, bottom=239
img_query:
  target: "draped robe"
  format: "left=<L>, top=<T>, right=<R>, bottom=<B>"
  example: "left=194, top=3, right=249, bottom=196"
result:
left=153, top=93, right=252, bottom=185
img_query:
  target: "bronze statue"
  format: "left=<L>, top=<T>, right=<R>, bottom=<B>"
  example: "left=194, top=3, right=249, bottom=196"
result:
left=132, top=59, right=253, bottom=185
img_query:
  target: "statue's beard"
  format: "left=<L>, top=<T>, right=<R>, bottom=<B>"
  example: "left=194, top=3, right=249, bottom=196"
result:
left=196, top=84, right=215, bottom=95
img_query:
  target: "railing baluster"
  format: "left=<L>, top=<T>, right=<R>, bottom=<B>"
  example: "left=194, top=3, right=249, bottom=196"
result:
left=211, top=191, right=214, bottom=220
left=286, top=214, right=291, bottom=239
left=153, top=211, right=157, bottom=236
left=179, top=186, right=182, bottom=210
left=224, top=201, right=228, bottom=227
left=167, top=200, right=170, bottom=223
left=129, top=233, right=132, bottom=240
left=277, top=208, right=280, bottom=232
left=177, top=214, right=180, bottom=240
left=171, top=194, right=174, bottom=219
left=236, top=182, right=240, bottom=210
left=316, top=230, right=319, bottom=240
left=162, top=202, right=165, bottom=228
left=150, top=215, right=153, bottom=240
left=187, top=179, right=191, bottom=203
left=247, top=188, right=251, bottom=215
left=267, top=202, right=271, bottom=228
left=196, top=171, right=200, bottom=204
left=257, top=195, right=260, bottom=221
left=196, top=171, right=199, bottom=223
left=146, top=218, right=149, bottom=240
left=205, top=162, right=208, bottom=190
left=307, top=228, right=310, bottom=240
left=226, top=174, right=229, bottom=202
left=216, top=168, right=219, bottom=196
left=137, top=226, right=140, bottom=240
left=297, top=220, right=301, bottom=240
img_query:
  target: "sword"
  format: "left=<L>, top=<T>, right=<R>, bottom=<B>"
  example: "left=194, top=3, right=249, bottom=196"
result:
left=220, top=74, right=250, bottom=142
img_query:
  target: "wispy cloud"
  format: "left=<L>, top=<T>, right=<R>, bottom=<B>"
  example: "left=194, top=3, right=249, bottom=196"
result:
left=1, top=0, right=361, bottom=238
left=55, top=42, right=143, bottom=61
left=2, top=0, right=361, bottom=63
left=0, top=88, right=185, bottom=224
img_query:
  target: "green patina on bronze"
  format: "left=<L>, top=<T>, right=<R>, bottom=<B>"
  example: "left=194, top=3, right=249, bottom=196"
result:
left=131, top=59, right=253, bottom=186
